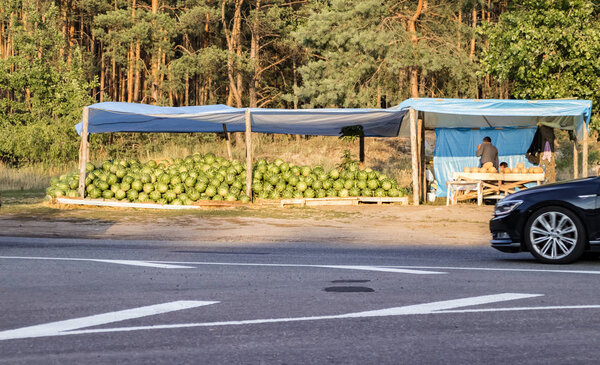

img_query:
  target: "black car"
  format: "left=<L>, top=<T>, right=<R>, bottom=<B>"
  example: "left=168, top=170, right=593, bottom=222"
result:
left=490, top=177, right=600, bottom=264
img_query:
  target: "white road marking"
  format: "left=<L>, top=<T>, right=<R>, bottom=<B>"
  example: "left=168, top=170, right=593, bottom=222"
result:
left=316, top=265, right=444, bottom=275
left=384, top=265, right=600, bottom=275
left=138, top=260, right=600, bottom=276
left=6, top=256, right=600, bottom=275
left=0, top=256, right=195, bottom=269
left=0, top=301, right=218, bottom=341
left=0, top=256, right=444, bottom=274
left=92, top=259, right=195, bottom=269
left=145, top=260, right=446, bottom=275
left=0, top=293, right=541, bottom=341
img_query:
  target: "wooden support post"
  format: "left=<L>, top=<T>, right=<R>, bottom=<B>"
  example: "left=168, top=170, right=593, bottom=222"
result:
left=359, top=134, right=365, bottom=169
left=245, top=110, right=253, bottom=199
left=419, top=117, right=426, bottom=203
left=573, top=137, right=579, bottom=179
left=223, top=123, right=232, bottom=161
left=78, top=107, right=90, bottom=198
left=583, top=122, right=589, bottom=178
left=409, top=108, right=419, bottom=206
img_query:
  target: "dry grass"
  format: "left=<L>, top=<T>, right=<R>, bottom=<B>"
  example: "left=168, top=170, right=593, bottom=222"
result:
left=0, top=164, right=76, bottom=191
left=95, top=134, right=413, bottom=186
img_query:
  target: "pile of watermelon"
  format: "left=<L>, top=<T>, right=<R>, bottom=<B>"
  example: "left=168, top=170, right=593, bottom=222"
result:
left=46, top=153, right=407, bottom=205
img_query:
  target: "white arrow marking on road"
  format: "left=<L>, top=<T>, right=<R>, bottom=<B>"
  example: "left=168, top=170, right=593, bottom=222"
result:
left=0, top=300, right=218, bottom=341
left=0, top=293, right=541, bottom=341
left=92, top=259, right=195, bottom=269
left=0, top=256, right=195, bottom=269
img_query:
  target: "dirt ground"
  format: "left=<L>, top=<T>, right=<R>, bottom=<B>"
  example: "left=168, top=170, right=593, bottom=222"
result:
left=0, top=203, right=494, bottom=246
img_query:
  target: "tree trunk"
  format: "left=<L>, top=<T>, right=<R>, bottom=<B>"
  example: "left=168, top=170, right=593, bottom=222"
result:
left=127, top=44, right=134, bottom=102
left=408, top=0, right=424, bottom=98
left=469, top=7, right=476, bottom=62
left=456, top=8, right=462, bottom=50
left=151, top=0, right=160, bottom=104
left=134, top=42, right=141, bottom=102
left=222, top=0, right=244, bottom=108
left=249, top=0, right=261, bottom=108
left=100, top=42, right=105, bottom=102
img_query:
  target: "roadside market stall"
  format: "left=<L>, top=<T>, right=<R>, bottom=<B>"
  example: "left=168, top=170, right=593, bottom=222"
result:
left=73, top=102, right=408, bottom=204
left=395, top=98, right=593, bottom=205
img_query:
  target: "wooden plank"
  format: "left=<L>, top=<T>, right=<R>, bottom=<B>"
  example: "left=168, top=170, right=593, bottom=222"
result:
left=56, top=198, right=249, bottom=209
left=419, top=116, right=426, bottom=203
left=573, top=136, right=579, bottom=179
left=57, top=198, right=202, bottom=209
left=583, top=122, right=589, bottom=178
left=452, top=172, right=545, bottom=181
left=245, top=109, right=253, bottom=198
left=409, top=107, right=419, bottom=206
left=357, top=197, right=408, bottom=203
left=280, top=197, right=409, bottom=207
left=78, top=107, right=89, bottom=198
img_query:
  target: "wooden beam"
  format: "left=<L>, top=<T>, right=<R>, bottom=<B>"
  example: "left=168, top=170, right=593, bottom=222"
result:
left=78, top=107, right=89, bottom=198
left=245, top=109, right=253, bottom=199
left=573, top=136, right=579, bottom=179
left=359, top=134, right=365, bottom=169
left=223, top=123, right=232, bottom=160
left=419, top=116, right=426, bottom=203
left=409, top=108, right=419, bottom=206
left=582, top=122, right=589, bottom=178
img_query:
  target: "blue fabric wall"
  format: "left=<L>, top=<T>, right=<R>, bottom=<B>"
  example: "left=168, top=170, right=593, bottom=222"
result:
left=433, top=127, right=537, bottom=197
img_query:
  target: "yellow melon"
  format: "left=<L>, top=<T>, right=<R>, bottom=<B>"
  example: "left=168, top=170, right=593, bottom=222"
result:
left=471, top=167, right=480, bottom=173
left=482, top=161, right=494, bottom=169
left=534, top=166, right=544, bottom=173
left=463, top=167, right=471, bottom=173
left=516, top=162, right=525, bottom=169
left=489, top=167, right=497, bottom=173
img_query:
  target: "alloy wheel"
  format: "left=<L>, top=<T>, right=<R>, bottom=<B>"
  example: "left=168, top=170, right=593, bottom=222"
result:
left=529, top=211, right=578, bottom=260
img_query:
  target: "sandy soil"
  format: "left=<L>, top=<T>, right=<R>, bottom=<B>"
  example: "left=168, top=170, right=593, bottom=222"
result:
left=0, top=204, right=494, bottom=246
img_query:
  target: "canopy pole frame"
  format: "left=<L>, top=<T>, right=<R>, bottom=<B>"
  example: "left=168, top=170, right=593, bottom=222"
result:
left=359, top=134, right=365, bottom=169
left=222, top=123, right=233, bottom=161
left=245, top=110, right=253, bottom=199
left=78, top=106, right=90, bottom=198
left=409, top=107, right=419, bottom=206
left=582, top=122, right=589, bottom=178
left=419, top=114, right=426, bottom=203
left=573, top=136, right=579, bottom=179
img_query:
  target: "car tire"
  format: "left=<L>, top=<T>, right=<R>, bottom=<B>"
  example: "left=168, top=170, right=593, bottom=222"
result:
left=524, top=206, right=586, bottom=264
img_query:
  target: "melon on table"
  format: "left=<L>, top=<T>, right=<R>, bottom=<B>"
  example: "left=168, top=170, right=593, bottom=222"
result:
left=463, top=167, right=471, bottom=173
left=471, top=167, right=480, bottom=173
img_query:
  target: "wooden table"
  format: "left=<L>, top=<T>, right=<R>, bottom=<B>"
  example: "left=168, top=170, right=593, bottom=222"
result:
left=450, top=172, right=545, bottom=202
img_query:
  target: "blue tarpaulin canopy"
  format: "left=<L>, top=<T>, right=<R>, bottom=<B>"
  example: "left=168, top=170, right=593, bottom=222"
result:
left=396, top=98, right=592, bottom=139
left=75, top=102, right=407, bottom=137
left=394, top=98, right=593, bottom=198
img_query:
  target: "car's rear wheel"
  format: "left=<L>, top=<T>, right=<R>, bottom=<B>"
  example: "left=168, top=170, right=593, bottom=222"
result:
left=524, top=206, right=586, bottom=264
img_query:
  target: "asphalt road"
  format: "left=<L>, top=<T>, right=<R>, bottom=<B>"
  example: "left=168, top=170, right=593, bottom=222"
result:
left=2, top=236, right=600, bottom=364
